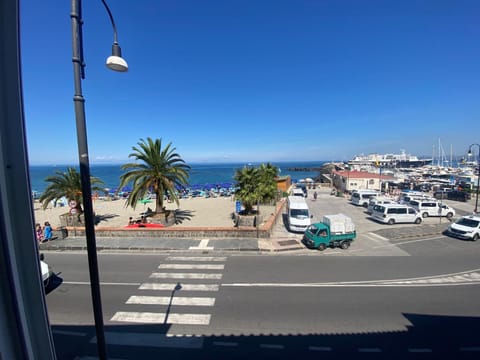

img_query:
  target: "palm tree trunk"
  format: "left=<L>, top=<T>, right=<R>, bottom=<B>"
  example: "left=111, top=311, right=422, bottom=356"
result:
left=155, top=193, right=165, bottom=214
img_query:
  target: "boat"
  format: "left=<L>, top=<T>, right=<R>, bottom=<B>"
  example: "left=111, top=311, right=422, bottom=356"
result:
left=348, top=150, right=432, bottom=169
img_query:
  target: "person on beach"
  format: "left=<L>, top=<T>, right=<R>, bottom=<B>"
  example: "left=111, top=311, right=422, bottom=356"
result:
left=35, top=223, right=43, bottom=243
left=43, top=221, right=52, bottom=242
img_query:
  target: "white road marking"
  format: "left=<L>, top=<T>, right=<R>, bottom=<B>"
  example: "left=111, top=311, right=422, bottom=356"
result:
left=150, top=272, right=222, bottom=279
left=222, top=268, right=480, bottom=287
left=158, top=264, right=224, bottom=270
left=110, top=311, right=211, bottom=325
left=92, top=332, right=204, bottom=349
left=189, top=239, right=214, bottom=250
left=308, top=346, right=332, bottom=351
left=374, top=236, right=445, bottom=249
left=367, top=232, right=389, bottom=241
left=139, top=283, right=219, bottom=291
left=63, top=281, right=140, bottom=286
left=167, top=256, right=226, bottom=262
left=126, top=295, right=215, bottom=306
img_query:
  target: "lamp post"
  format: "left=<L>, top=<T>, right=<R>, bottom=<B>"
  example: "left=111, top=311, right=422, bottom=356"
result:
left=468, top=144, right=480, bottom=214
left=70, top=1, right=127, bottom=359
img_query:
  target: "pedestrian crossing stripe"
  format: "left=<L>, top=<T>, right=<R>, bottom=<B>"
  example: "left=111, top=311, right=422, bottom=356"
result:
left=110, top=311, right=211, bottom=325
left=139, top=283, right=220, bottom=291
left=166, top=256, right=227, bottom=262
left=126, top=295, right=215, bottom=306
left=150, top=272, right=222, bottom=279
left=158, top=264, right=225, bottom=270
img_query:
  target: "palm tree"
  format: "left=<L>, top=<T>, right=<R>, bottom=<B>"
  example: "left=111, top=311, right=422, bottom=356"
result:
left=39, top=167, right=105, bottom=213
left=256, top=163, right=279, bottom=204
left=118, top=137, right=190, bottom=214
left=233, top=166, right=259, bottom=214
left=234, top=163, right=279, bottom=215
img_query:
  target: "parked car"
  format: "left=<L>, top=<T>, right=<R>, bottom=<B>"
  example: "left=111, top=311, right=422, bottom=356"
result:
left=291, top=188, right=305, bottom=197
left=446, top=215, right=480, bottom=241
left=433, top=190, right=450, bottom=200
left=40, top=254, right=52, bottom=288
left=447, top=190, right=471, bottom=202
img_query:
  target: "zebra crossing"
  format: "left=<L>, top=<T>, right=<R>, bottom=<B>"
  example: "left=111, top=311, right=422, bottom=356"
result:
left=106, top=255, right=227, bottom=348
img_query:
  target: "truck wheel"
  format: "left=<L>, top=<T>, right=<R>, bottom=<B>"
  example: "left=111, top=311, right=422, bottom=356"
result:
left=422, top=212, right=428, bottom=218
left=446, top=212, right=453, bottom=219
left=473, top=234, right=479, bottom=241
left=388, top=219, right=395, bottom=225
left=318, top=243, right=326, bottom=251
left=414, top=218, right=422, bottom=224
left=340, top=241, right=350, bottom=250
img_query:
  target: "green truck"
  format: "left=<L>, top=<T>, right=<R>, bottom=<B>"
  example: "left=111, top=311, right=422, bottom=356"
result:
left=302, top=214, right=356, bottom=251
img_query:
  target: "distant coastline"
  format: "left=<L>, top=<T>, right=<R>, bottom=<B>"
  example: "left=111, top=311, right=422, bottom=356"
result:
left=29, top=161, right=326, bottom=194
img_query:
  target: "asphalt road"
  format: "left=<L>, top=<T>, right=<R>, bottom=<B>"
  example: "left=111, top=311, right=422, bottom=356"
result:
left=45, top=241, right=480, bottom=359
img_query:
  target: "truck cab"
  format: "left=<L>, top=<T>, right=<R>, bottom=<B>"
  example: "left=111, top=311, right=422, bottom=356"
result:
left=302, top=214, right=356, bottom=251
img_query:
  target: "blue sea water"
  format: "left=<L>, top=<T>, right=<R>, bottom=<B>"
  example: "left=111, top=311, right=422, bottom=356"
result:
left=29, top=161, right=326, bottom=194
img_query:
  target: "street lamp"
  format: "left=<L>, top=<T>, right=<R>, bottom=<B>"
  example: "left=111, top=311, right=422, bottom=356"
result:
left=70, top=1, right=128, bottom=359
left=467, top=144, right=480, bottom=214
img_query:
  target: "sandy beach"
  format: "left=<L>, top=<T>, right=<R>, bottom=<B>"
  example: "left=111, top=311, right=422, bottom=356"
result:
left=33, top=196, right=274, bottom=229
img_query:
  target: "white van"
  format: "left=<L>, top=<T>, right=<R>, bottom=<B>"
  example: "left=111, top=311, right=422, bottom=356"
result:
left=351, top=190, right=379, bottom=207
left=286, top=196, right=311, bottom=232
left=366, top=197, right=397, bottom=214
left=398, top=191, right=430, bottom=204
left=409, top=200, right=456, bottom=219
left=371, top=203, right=422, bottom=225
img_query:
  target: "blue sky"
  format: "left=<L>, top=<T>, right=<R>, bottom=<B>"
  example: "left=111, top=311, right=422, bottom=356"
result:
left=21, top=0, right=480, bottom=165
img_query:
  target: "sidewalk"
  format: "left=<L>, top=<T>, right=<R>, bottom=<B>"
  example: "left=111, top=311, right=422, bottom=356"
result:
left=39, top=189, right=469, bottom=253
left=38, top=222, right=448, bottom=253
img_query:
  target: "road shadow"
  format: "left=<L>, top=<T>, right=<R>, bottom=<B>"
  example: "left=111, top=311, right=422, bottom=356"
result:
left=45, top=273, right=63, bottom=294
left=50, top=313, right=480, bottom=359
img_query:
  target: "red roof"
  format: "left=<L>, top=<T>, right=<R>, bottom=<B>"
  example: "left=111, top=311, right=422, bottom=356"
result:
left=333, top=170, right=395, bottom=180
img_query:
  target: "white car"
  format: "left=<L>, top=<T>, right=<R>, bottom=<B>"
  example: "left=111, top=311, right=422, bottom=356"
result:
left=40, top=255, right=52, bottom=287
left=447, top=215, right=480, bottom=241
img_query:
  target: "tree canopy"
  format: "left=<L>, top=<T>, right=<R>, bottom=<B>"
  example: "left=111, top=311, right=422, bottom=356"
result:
left=118, top=137, right=190, bottom=214
left=234, top=163, right=279, bottom=214
left=38, top=167, right=104, bottom=212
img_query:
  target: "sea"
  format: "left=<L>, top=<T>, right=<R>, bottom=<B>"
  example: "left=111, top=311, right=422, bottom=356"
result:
left=29, top=161, right=327, bottom=194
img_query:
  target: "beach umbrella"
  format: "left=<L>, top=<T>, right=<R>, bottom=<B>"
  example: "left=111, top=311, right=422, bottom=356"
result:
left=139, top=198, right=152, bottom=209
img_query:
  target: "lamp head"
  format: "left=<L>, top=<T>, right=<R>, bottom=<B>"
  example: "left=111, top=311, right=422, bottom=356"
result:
left=106, top=43, right=128, bottom=72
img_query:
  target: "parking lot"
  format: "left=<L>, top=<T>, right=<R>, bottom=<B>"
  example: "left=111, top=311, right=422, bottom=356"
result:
left=274, top=186, right=477, bottom=255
